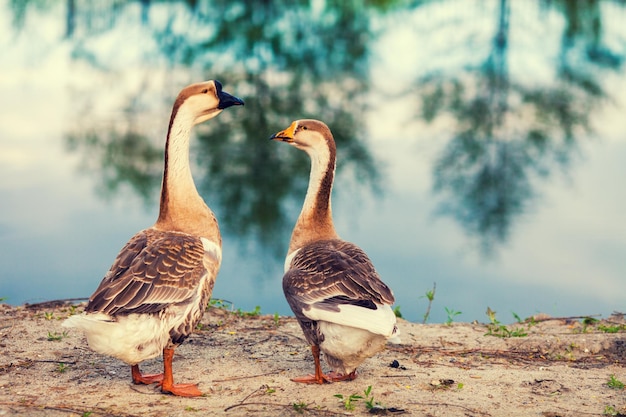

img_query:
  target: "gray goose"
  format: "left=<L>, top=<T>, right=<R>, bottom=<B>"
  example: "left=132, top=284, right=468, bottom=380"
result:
left=63, top=80, right=243, bottom=397
left=270, top=119, right=399, bottom=384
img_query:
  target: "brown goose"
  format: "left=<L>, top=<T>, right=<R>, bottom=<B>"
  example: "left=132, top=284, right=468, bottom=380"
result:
left=63, top=80, right=243, bottom=397
left=270, top=119, right=399, bottom=384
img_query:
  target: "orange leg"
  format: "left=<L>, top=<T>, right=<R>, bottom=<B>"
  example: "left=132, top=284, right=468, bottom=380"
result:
left=291, top=345, right=358, bottom=384
left=131, top=364, right=163, bottom=385
left=159, top=347, right=203, bottom=397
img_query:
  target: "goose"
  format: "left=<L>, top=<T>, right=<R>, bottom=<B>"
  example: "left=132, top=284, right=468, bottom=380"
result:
left=63, top=80, right=244, bottom=397
left=270, top=119, right=399, bottom=384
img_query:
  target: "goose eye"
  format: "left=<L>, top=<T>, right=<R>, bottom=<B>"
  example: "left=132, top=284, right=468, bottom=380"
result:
left=201, top=88, right=208, bottom=94
left=302, top=126, right=308, bottom=130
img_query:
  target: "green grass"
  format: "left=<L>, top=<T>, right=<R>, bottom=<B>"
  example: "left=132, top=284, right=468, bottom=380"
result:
left=292, top=401, right=308, bottom=414
left=580, top=317, right=599, bottom=333
left=363, top=385, right=377, bottom=410
left=603, top=405, right=623, bottom=416
left=333, top=392, right=362, bottom=411
left=484, top=308, right=528, bottom=338
left=207, top=298, right=232, bottom=310
left=599, top=324, right=626, bottom=333
left=421, top=282, right=436, bottom=323
left=578, top=317, right=626, bottom=334
left=444, top=307, right=462, bottom=325
left=207, top=299, right=262, bottom=318
left=236, top=305, right=261, bottom=317
left=47, top=331, right=68, bottom=341
left=334, top=385, right=379, bottom=411
left=607, top=374, right=625, bottom=390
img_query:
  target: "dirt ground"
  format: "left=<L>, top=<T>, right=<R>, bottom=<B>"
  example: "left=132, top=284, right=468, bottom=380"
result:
left=1, top=301, right=625, bottom=417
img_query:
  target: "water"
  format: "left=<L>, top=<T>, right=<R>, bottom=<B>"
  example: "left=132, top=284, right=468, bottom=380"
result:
left=1, top=0, right=625, bottom=323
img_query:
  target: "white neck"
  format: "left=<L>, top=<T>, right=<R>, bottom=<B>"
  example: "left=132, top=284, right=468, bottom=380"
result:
left=164, top=110, right=197, bottom=202
left=155, top=106, right=216, bottom=238
left=301, top=146, right=332, bottom=215
left=288, top=143, right=338, bottom=254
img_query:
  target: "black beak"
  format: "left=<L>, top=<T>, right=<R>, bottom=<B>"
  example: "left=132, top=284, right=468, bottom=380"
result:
left=216, top=80, right=245, bottom=109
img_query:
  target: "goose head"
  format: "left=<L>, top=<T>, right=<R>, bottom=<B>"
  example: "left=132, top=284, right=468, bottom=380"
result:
left=270, top=119, right=335, bottom=155
left=175, top=80, right=244, bottom=125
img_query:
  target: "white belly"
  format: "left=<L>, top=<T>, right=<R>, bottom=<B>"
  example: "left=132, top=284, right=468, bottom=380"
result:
left=63, top=312, right=171, bottom=365
left=318, top=322, right=387, bottom=375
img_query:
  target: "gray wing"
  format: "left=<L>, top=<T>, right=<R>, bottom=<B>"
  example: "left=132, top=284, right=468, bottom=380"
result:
left=283, top=239, right=395, bottom=315
left=86, top=229, right=212, bottom=316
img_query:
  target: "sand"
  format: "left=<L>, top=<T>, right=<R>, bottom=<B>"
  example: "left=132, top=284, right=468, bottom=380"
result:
left=0, top=301, right=624, bottom=416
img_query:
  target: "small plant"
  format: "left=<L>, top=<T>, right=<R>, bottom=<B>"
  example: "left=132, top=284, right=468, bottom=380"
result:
left=81, top=412, right=93, bottom=417
left=599, top=324, right=626, bottom=334
left=393, top=305, right=403, bottom=318
left=511, top=312, right=538, bottom=327
left=0, top=296, right=7, bottom=302
left=334, top=392, right=362, bottom=411
left=334, top=386, right=379, bottom=411
left=604, top=405, right=617, bottom=416
left=579, top=317, right=599, bottom=333
left=56, top=362, right=68, bottom=373
left=444, top=307, right=461, bottom=325
left=273, top=312, right=280, bottom=327
left=421, top=282, right=436, bottom=323
left=208, top=298, right=232, bottom=310
left=509, top=327, right=528, bottom=337
left=184, top=406, right=198, bottom=412
left=236, top=305, right=261, bottom=317
left=607, top=374, right=625, bottom=390
left=484, top=308, right=527, bottom=338
left=265, top=386, right=276, bottom=394
left=47, top=331, right=68, bottom=341
left=363, top=385, right=377, bottom=410
left=44, top=312, right=54, bottom=320
left=292, top=401, right=308, bottom=414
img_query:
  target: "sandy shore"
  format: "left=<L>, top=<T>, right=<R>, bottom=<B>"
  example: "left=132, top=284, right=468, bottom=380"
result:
left=0, top=301, right=624, bottom=416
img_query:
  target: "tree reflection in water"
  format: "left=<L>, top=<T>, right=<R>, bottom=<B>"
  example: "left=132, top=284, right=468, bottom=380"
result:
left=414, top=0, right=621, bottom=254
left=55, top=0, right=384, bottom=259
left=8, top=0, right=624, bottom=259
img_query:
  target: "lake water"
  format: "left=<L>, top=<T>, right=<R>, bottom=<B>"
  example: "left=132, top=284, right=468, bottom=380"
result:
left=1, top=0, right=624, bottom=323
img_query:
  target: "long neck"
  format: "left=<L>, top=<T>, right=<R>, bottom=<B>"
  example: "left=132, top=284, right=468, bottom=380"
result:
left=155, top=108, right=219, bottom=240
left=288, top=145, right=339, bottom=254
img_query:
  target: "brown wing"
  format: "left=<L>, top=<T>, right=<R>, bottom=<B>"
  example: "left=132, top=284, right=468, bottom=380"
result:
left=283, top=239, right=395, bottom=315
left=86, top=228, right=210, bottom=316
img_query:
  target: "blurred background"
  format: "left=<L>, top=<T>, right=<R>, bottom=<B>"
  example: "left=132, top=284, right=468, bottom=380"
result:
left=0, top=0, right=624, bottom=323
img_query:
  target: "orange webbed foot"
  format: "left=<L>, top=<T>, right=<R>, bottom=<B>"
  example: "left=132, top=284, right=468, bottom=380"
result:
left=156, top=347, right=204, bottom=397
left=134, top=373, right=164, bottom=385
left=161, top=382, right=203, bottom=397
left=131, top=365, right=164, bottom=385
left=291, top=374, right=327, bottom=384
